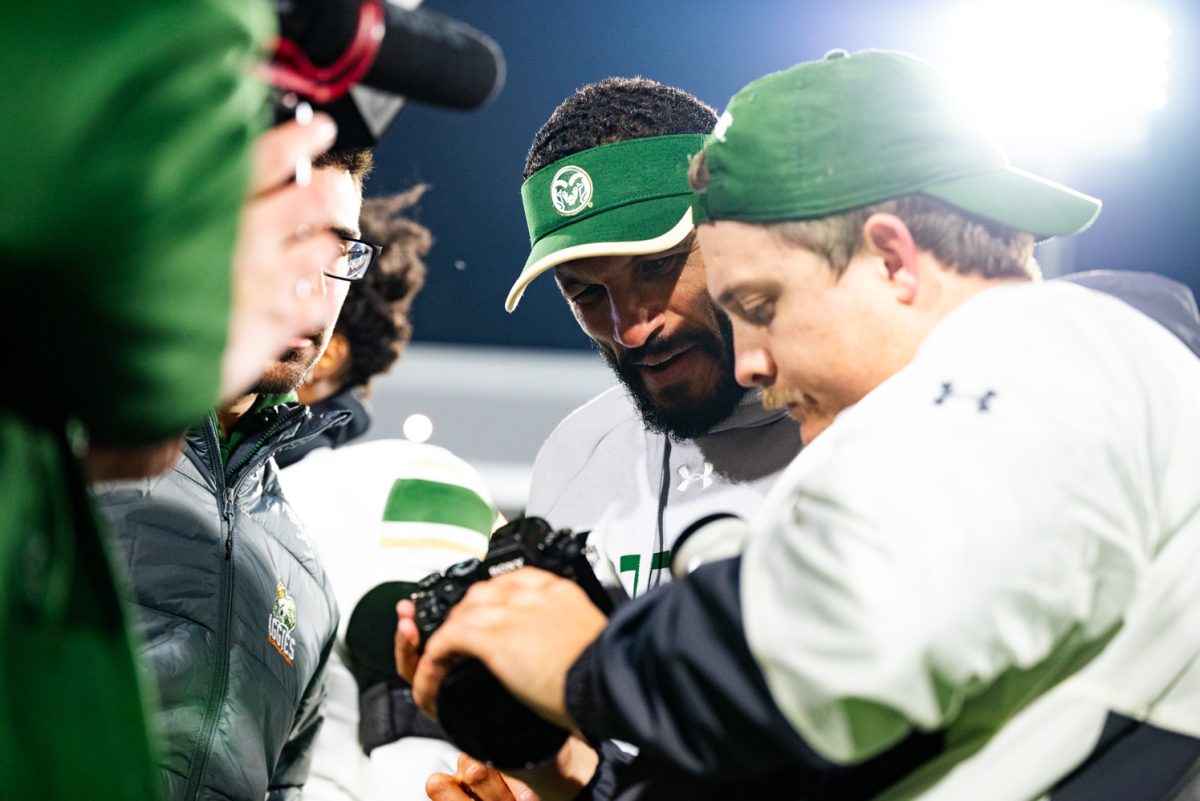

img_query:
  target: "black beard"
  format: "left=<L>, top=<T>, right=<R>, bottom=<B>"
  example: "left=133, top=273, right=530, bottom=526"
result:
left=599, top=310, right=745, bottom=441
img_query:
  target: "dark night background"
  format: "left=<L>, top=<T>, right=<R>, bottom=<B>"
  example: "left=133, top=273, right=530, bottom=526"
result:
left=365, top=0, right=1200, bottom=352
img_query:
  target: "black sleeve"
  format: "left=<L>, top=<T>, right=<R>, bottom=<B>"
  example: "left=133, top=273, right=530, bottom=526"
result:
left=573, top=741, right=638, bottom=801
left=1058, top=270, right=1200, bottom=358
left=565, top=557, right=943, bottom=799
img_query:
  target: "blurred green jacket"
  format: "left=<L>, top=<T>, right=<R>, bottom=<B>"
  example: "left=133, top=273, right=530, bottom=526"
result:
left=0, top=1, right=273, bottom=797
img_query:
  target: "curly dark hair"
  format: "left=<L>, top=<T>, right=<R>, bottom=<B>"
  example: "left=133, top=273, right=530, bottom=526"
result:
left=335, top=186, right=430, bottom=394
left=524, top=76, right=717, bottom=178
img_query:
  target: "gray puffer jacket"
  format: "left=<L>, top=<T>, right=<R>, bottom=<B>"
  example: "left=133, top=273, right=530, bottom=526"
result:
left=95, top=402, right=348, bottom=801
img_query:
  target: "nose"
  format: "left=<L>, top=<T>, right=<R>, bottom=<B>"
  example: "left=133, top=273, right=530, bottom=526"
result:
left=610, top=294, right=666, bottom=350
left=312, top=252, right=337, bottom=297
left=733, top=335, right=776, bottom=389
left=308, top=233, right=340, bottom=296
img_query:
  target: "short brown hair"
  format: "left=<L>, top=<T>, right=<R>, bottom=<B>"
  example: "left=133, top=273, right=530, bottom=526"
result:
left=314, top=148, right=374, bottom=188
left=771, top=196, right=1038, bottom=280
left=689, top=151, right=1038, bottom=280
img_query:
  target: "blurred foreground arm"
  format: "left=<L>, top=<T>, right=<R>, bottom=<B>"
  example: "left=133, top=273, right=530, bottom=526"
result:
left=2, top=1, right=278, bottom=446
left=3, top=0, right=340, bottom=452
left=220, top=114, right=343, bottom=400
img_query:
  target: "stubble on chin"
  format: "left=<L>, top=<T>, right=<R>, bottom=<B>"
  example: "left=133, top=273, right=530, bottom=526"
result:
left=250, top=347, right=318, bottom=396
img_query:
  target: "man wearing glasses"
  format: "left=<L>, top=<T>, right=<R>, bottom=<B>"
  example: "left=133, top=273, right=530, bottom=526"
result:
left=93, top=149, right=378, bottom=801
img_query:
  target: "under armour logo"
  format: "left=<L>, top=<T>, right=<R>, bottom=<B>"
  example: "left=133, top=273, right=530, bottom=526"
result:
left=933, top=382, right=997, bottom=412
left=677, top=462, right=714, bottom=492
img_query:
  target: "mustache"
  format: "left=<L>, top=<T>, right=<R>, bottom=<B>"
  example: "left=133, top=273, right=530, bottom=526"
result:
left=618, top=331, right=705, bottom=368
left=761, top=387, right=809, bottom=409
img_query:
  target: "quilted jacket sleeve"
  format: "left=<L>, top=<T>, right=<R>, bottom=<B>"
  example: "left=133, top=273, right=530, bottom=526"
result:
left=267, top=632, right=336, bottom=799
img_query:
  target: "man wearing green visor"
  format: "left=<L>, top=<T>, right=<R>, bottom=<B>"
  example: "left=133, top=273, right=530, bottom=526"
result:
left=510, top=78, right=801, bottom=602
left=408, top=52, right=1200, bottom=800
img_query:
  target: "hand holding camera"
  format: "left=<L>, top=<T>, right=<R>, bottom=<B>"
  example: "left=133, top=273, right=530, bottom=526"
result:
left=405, top=517, right=620, bottom=768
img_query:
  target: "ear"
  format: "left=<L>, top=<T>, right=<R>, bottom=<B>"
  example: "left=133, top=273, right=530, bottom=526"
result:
left=861, top=213, right=920, bottom=305
left=310, top=331, right=351, bottom=382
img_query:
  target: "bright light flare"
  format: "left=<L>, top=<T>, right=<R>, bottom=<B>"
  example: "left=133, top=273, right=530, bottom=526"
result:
left=942, top=1, right=1170, bottom=157
left=403, top=413, right=434, bottom=443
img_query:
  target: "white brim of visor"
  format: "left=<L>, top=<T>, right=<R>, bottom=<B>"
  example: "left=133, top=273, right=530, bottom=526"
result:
left=504, top=210, right=694, bottom=312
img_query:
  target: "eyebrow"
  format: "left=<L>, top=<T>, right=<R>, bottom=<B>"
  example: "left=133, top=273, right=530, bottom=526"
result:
left=555, top=235, right=698, bottom=289
left=330, top=225, right=361, bottom=240
left=716, top=279, right=776, bottom=309
left=554, top=269, right=581, bottom=287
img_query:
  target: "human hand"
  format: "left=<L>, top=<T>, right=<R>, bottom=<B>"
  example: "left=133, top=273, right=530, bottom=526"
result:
left=394, top=598, right=421, bottom=683
left=219, top=112, right=343, bottom=400
left=409, top=568, right=607, bottom=730
left=396, top=514, right=512, bottom=680
left=425, top=735, right=598, bottom=801
left=426, top=753, right=538, bottom=801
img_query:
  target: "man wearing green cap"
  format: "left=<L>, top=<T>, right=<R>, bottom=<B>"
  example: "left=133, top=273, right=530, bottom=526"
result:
left=510, top=77, right=801, bottom=602
left=406, top=51, right=1200, bottom=800
left=409, top=76, right=802, bottom=801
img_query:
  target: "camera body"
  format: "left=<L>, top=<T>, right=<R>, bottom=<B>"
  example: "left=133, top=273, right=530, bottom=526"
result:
left=413, top=516, right=614, bottom=642
left=410, top=517, right=618, bottom=768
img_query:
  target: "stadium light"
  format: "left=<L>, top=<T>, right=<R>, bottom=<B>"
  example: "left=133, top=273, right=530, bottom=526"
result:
left=403, top=413, right=434, bottom=443
left=940, top=1, right=1170, bottom=159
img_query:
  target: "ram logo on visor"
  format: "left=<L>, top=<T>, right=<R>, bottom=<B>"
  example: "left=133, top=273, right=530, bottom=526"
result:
left=551, top=165, right=593, bottom=216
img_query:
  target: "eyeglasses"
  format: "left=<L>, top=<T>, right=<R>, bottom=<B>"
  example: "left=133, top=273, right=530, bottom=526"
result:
left=325, top=235, right=382, bottom=282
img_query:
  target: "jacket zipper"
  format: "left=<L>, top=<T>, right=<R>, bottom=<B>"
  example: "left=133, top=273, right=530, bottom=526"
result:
left=181, top=417, right=238, bottom=800
left=227, top=408, right=300, bottom=477
left=179, top=405, right=340, bottom=797
left=650, top=435, right=672, bottom=591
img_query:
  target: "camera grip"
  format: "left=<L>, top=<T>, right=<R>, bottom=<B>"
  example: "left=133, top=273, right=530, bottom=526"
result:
left=436, top=659, right=569, bottom=769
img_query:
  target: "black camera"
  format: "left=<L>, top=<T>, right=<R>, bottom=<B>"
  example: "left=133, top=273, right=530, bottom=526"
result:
left=410, top=517, right=620, bottom=768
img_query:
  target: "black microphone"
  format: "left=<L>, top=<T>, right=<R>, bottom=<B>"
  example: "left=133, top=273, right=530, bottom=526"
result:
left=273, top=0, right=505, bottom=149
left=365, top=4, right=505, bottom=110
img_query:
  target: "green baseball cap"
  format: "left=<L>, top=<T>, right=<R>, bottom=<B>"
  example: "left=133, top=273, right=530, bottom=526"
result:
left=507, top=134, right=707, bottom=312
left=693, top=49, right=1101, bottom=239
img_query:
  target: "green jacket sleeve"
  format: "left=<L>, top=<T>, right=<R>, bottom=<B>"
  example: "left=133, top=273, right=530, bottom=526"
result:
left=0, top=0, right=275, bottom=444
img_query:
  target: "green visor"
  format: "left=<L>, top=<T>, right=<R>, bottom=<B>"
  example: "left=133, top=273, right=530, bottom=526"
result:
left=507, top=134, right=707, bottom=312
